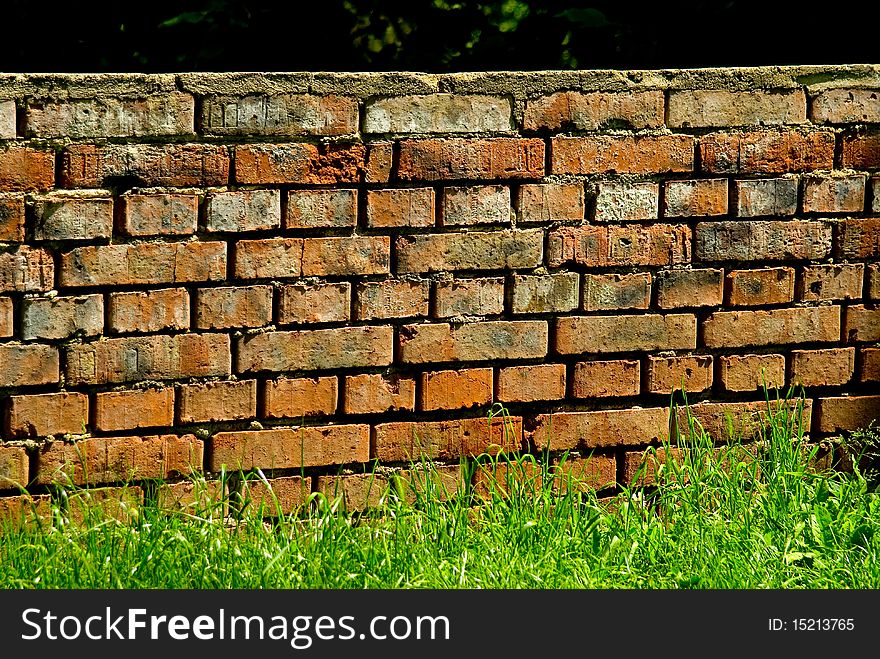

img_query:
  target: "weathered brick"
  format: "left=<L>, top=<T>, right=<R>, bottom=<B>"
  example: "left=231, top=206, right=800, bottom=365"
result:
left=366, top=188, right=435, bottom=228
left=663, top=179, right=728, bottom=217
left=0, top=246, right=54, bottom=292
left=196, top=285, right=273, bottom=329
left=551, top=135, right=694, bottom=175
left=396, top=229, right=542, bottom=273
left=668, top=90, right=806, bottom=127
left=553, top=454, right=618, bottom=493
left=202, top=94, right=357, bottom=136
left=703, top=306, right=841, bottom=348
left=315, top=474, right=390, bottom=512
left=285, top=189, right=356, bottom=229
left=734, top=178, right=798, bottom=217
left=790, top=348, right=855, bottom=388
left=647, top=355, right=713, bottom=393
left=393, top=465, right=464, bottom=504
left=496, top=364, right=566, bottom=403
left=0, top=447, right=29, bottom=490
left=572, top=360, right=640, bottom=398
left=302, top=236, right=390, bottom=276
left=0, top=494, right=52, bottom=526
left=0, top=146, right=55, bottom=191
left=234, top=143, right=365, bottom=185
left=235, top=238, right=302, bottom=279
left=719, top=354, right=786, bottom=392
left=556, top=314, right=697, bottom=354
left=121, top=193, right=199, bottom=236
left=582, top=272, right=651, bottom=311
left=31, top=193, right=114, bottom=241
left=0, top=296, right=11, bottom=337
left=841, top=132, right=880, bottom=169
left=66, top=333, right=231, bottom=385
left=516, top=183, right=584, bottom=222
left=179, top=380, right=257, bottom=423
left=682, top=399, right=812, bottom=442
left=812, top=88, right=880, bottom=124
left=109, top=288, right=190, bottom=333
left=6, top=392, right=89, bottom=438
left=593, top=181, right=658, bottom=222
left=262, top=376, right=338, bottom=419
left=421, top=367, right=493, bottom=411
left=94, top=388, right=174, bottom=432
left=815, top=396, right=880, bottom=433
left=473, top=461, right=543, bottom=500
left=278, top=282, right=350, bottom=324
left=802, top=174, right=866, bottom=214
left=695, top=220, right=832, bottom=261
left=343, top=373, right=416, bottom=414
left=374, top=416, right=522, bottom=461
left=845, top=304, right=880, bottom=342
left=355, top=279, right=429, bottom=320
left=0, top=344, right=59, bottom=387
left=158, top=479, right=225, bottom=513
left=861, top=348, right=880, bottom=382
left=0, top=195, right=25, bottom=242
left=0, top=100, right=15, bottom=139
left=434, top=278, right=505, bottom=317
left=870, top=263, right=880, bottom=299
left=210, top=425, right=369, bottom=471
left=399, top=320, right=547, bottom=363
left=398, top=138, right=544, bottom=180
left=62, top=143, right=229, bottom=188
left=530, top=408, right=668, bottom=451
left=27, top=94, right=194, bottom=138
left=700, top=130, right=835, bottom=174
left=836, top=218, right=880, bottom=259
left=365, top=142, right=393, bottom=184
left=511, top=272, right=579, bottom=314
left=205, top=189, right=281, bottom=232
left=240, top=476, right=312, bottom=516
left=22, top=294, right=104, bottom=340
left=656, top=269, right=723, bottom=309
left=364, top=94, right=512, bottom=133
left=726, top=267, right=795, bottom=306
left=548, top=224, right=691, bottom=268
left=36, top=435, right=203, bottom=486
left=441, top=185, right=510, bottom=226
left=798, top=264, right=864, bottom=301
left=523, top=90, right=664, bottom=131
left=61, top=242, right=226, bottom=286
left=237, top=326, right=393, bottom=373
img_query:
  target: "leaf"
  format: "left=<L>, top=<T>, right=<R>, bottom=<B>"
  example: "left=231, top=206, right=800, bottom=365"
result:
left=158, top=11, right=209, bottom=29
left=556, top=8, right=608, bottom=28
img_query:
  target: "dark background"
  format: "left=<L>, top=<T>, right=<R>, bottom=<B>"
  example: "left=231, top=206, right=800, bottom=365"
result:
left=2, top=1, right=878, bottom=72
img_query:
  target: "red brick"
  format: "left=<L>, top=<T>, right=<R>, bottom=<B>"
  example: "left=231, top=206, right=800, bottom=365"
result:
left=234, top=143, right=365, bottom=184
left=398, top=138, right=544, bottom=181
left=0, top=447, right=29, bottom=490
left=548, top=224, right=691, bottom=268
left=551, top=135, right=694, bottom=175
left=237, top=326, right=393, bottom=373
left=0, top=146, right=55, bottom=191
left=719, top=354, right=786, bottom=392
left=235, top=238, right=302, bottom=279
left=511, top=273, right=579, bottom=313
left=523, top=90, right=664, bottom=131
left=364, top=94, right=512, bottom=133
left=836, top=218, right=880, bottom=259
left=703, top=306, right=841, bottom=348
left=552, top=454, right=618, bottom=493
left=355, top=279, right=429, bottom=320
left=516, top=183, right=584, bottom=222
left=441, top=185, right=510, bottom=226
left=285, top=189, right=356, bottom=229
left=366, top=188, right=435, bottom=228
left=726, top=267, right=794, bottom=306
left=61, top=242, right=226, bottom=286
left=62, top=143, right=229, bottom=188
left=374, top=416, right=522, bottom=461
left=302, top=236, right=390, bottom=276
left=196, top=285, right=273, bottom=329
left=734, top=177, right=798, bottom=217
left=201, top=94, right=357, bottom=136
left=0, top=246, right=54, bottom=292
left=109, top=288, right=190, bottom=333
left=36, top=434, right=203, bottom=486
left=21, top=294, right=104, bottom=340
left=802, top=174, right=866, bottom=213
left=434, top=278, right=505, bottom=317
left=343, top=373, right=416, bottom=414
left=656, top=269, right=723, bottom=308
left=209, top=425, right=369, bottom=471
left=32, top=193, right=114, bottom=241
left=668, top=90, right=806, bottom=127
left=583, top=273, right=651, bottom=311
left=572, top=360, right=640, bottom=398
left=861, top=348, right=880, bottom=382
left=179, top=380, right=256, bottom=423
left=66, top=333, right=230, bottom=385
left=0, top=195, right=25, bottom=242
left=263, top=376, right=338, bottom=419
left=845, top=305, right=880, bottom=342
left=496, top=364, right=566, bottom=403
left=396, top=229, right=542, bottom=273
left=7, top=392, right=89, bottom=438
left=421, top=368, right=493, bottom=411
left=700, top=130, right=834, bottom=173
left=529, top=408, right=668, bottom=451
left=399, top=320, right=547, bottom=363
left=663, top=179, right=728, bottom=217
left=365, top=142, right=393, bottom=183
left=205, top=189, right=281, bottom=232
left=695, top=220, right=832, bottom=261
left=798, top=264, right=864, bottom=301
left=121, top=193, right=199, bottom=236
left=812, top=89, right=880, bottom=124
left=94, top=388, right=174, bottom=432
left=594, top=181, right=658, bottom=222
left=841, top=132, right=880, bottom=169
left=0, top=344, right=59, bottom=387
left=646, top=355, right=713, bottom=393
left=790, top=348, right=855, bottom=388
left=239, top=476, right=312, bottom=516
left=556, top=314, right=697, bottom=354
left=0, top=296, right=11, bottom=337
left=278, top=282, right=350, bottom=324
left=816, top=396, right=880, bottom=433
left=315, top=474, right=389, bottom=512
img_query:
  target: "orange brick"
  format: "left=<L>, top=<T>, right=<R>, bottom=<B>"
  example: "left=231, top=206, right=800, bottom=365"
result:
left=0, top=195, right=25, bottom=241
left=235, top=143, right=365, bottom=185
left=286, top=189, right=356, bottom=229
left=835, top=218, right=880, bottom=259
left=496, top=364, right=566, bottom=403
left=700, top=130, right=834, bottom=173
left=703, top=306, right=840, bottom=348
left=860, top=348, right=880, bottom=382
left=315, top=474, right=388, bottom=512
left=420, top=368, right=493, bottom=411
left=0, top=493, right=52, bottom=527
left=121, top=193, right=199, bottom=236
left=845, top=305, right=880, bottom=342
left=719, top=354, right=785, bottom=392
left=572, top=360, right=640, bottom=398
left=178, top=380, right=257, bottom=423
left=434, top=278, right=505, bottom=317
left=301, top=236, right=390, bottom=276
left=6, top=392, right=89, bottom=438
left=0, top=146, right=55, bottom=191
left=551, top=135, right=694, bottom=175
left=365, top=142, right=393, bottom=183
left=278, top=283, right=350, bottom=324
left=798, top=264, right=864, bottom=302
left=238, top=327, right=392, bottom=373
left=816, top=396, right=880, bottom=433
left=656, top=269, right=723, bottom=308
left=354, top=280, right=429, bottom=320
left=790, top=348, right=855, bottom=388
left=94, top=388, right=174, bottom=432
left=374, top=416, right=522, bottom=461
left=0, top=344, right=59, bottom=387
left=399, top=321, right=547, bottom=363
left=556, top=314, right=696, bottom=354
left=516, top=183, right=584, bottom=222
left=262, top=377, right=338, bottom=419
left=583, top=273, right=651, bottom=311
left=548, top=224, right=691, bottom=268
left=646, top=355, right=713, bottom=393
left=66, top=486, right=144, bottom=524
left=109, top=288, right=190, bottom=333
left=523, top=90, right=664, bottom=131
left=0, top=447, right=30, bottom=490
left=529, top=408, right=668, bottom=451
left=235, top=237, right=302, bottom=279
left=343, top=373, right=416, bottom=414
left=552, top=454, right=617, bottom=493
left=398, top=138, right=544, bottom=181
left=366, top=188, right=435, bottom=228
left=726, top=268, right=794, bottom=306
left=196, top=285, right=273, bottom=329
left=680, top=400, right=811, bottom=442
left=841, top=132, right=880, bottom=169
left=239, top=475, right=312, bottom=515
left=663, top=179, right=728, bottom=217
left=473, top=461, right=543, bottom=500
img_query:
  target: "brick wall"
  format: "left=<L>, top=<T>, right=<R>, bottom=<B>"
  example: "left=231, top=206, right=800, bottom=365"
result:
left=0, top=67, right=878, bottom=513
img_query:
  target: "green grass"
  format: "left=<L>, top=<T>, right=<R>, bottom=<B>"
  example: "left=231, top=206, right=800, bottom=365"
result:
left=2, top=394, right=880, bottom=589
